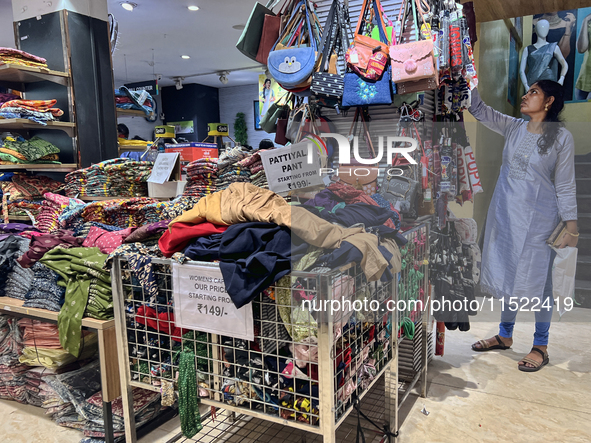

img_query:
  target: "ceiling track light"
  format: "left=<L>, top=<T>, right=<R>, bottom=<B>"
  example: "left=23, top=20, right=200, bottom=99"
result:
left=218, top=71, right=230, bottom=85
left=173, top=76, right=185, bottom=90
left=121, top=2, right=137, bottom=11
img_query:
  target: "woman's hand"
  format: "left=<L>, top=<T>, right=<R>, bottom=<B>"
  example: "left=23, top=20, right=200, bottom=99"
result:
left=558, top=231, right=579, bottom=248
left=565, top=12, right=577, bottom=33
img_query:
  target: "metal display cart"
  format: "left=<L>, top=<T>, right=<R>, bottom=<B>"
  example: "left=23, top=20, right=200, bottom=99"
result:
left=111, top=223, right=430, bottom=443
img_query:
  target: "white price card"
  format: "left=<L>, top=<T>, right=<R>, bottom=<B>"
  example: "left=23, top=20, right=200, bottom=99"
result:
left=259, top=141, right=325, bottom=195
left=172, top=263, right=254, bottom=341
left=147, top=152, right=180, bottom=184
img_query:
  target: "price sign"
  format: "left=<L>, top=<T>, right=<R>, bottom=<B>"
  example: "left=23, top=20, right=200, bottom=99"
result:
left=259, top=141, right=324, bottom=194
left=172, top=263, right=254, bottom=341
left=147, top=152, right=180, bottom=184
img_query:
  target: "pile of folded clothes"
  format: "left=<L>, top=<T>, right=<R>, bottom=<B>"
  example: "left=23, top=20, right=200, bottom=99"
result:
left=82, top=388, right=162, bottom=440
left=18, top=318, right=97, bottom=370
left=184, top=157, right=218, bottom=197
left=115, top=86, right=155, bottom=117
left=64, top=159, right=153, bottom=197
left=238, top=150, right=268, bottom=189
left=0, top=135, right=62, bottom=165
left=0, top=99, right=64, bottom=125
left=0, top=47, right=48, bottom=68
left=0, top=235, right=31, bottom=298
left=216, top=146, right=251, bottom=191
left=36, top=193, right=84, bottom=233
left=23, top=263, right=65, bottom=312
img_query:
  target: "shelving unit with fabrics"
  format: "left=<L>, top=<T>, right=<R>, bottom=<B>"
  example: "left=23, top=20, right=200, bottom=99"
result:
left=0, top=298, right=122, bottom=443
left=110, top=223, right=431, bottom=443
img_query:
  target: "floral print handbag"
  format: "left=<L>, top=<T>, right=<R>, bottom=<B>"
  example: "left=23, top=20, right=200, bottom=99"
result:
left=342, top=66, right=394, bottom=107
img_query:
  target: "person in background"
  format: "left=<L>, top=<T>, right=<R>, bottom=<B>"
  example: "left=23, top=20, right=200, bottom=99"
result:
left=258, top=139, right=275, bottom=151
left=117, top=123, right=129, bottom=139
left=468, top=81, right=577, bottom=372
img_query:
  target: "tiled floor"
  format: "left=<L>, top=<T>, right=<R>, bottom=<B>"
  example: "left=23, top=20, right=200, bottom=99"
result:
left=1, top=299, right=590, bottom=442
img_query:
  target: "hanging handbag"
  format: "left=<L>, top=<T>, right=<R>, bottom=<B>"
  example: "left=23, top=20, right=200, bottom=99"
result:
left=339, top=108, right=379, bottom=196
left=256, top=14, right=282, bottom=65
left=268, top=2, right=319, bottom=89
left=311, top=0, right=348, bottom=99
left=342, top=66, right=393, bottom=107
left=345, top=0, right=390, bottom=81
left=236, top=0, right=278, bottom=62
left=390, top=0, right=437, bottom=91
left=275, top=117, right=289, bottom=145
left=260, top=93, right=292, bottom=133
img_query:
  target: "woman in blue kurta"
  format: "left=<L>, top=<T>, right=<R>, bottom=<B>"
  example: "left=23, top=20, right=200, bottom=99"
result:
left=468, top=80, right=578, bottom=372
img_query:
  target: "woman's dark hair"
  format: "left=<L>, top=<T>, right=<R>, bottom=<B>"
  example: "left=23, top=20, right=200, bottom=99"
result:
left=533, top=80, right=565, bottom=155
left=117, top=123, right=129, bottom=138
left=259, top=139, right=274, bottom=150
left=262, top=79, right=272, bottom=99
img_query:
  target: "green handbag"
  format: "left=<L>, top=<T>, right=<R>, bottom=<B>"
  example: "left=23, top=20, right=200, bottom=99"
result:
left=236, top=0, right=277, bottom=62
left=260, top=94, right=292, bottom=133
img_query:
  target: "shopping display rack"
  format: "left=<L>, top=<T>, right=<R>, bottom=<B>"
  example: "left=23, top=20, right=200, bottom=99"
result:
left=111, top=223, right=430, bottom=443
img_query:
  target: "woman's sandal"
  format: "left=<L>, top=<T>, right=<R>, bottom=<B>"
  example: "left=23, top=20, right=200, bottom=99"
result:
left=471, top=335, right=511, bottom=352
left=518, top=347, right=549, bottom=372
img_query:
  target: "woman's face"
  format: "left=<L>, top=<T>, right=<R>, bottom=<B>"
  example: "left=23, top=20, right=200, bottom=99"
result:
left=265, top=80, right=271, bottom=89
left=521, top=84, right=552, bottom=116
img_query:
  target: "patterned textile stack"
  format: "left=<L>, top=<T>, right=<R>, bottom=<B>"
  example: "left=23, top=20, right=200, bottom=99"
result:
left=59, top=197, right=163, bottom=231
left=0, top=236, right=30, bottom=298
left=0, top=315, right=28, bottom=404
left=237, top=150, right=268, bottom=189
left=0, top=99, right=64, bottom=125
left=23, top=263, right=66, bottom=312
left=36, top=193, right=84, bottom=233
left=3, top=237, right=34, bottom=300
left=184, top=158, right=218, bottom=197
left=64, top=159, right=153, bottom=198
left=216, top=146, right=250, bottom=191
left=0, top=47, right=48, bottom=68
left=0, top=135, right=62, bottom=165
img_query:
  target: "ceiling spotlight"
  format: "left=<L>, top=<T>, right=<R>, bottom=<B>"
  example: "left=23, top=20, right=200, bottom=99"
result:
left=218, top=71, right=229, bottom=85
left=188, top=5, right=199, bottom=11
left=174, top=77, right=185, bottom=90
left=121, top=2, right=137, bottom=11
left=181, top=55, right=190, bottom=59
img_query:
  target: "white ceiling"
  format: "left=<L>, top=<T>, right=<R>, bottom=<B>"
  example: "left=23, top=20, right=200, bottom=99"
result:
left=108, top=0, right=265, bottom=89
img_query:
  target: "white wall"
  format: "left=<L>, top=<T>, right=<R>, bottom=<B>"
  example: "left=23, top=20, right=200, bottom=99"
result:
left=0, top=2, right=15, bottom=48
left=219, top=84, right=275, bottom=150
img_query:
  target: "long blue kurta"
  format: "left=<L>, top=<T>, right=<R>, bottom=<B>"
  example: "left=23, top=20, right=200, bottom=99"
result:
left=468, top=88, right=577, bottom=302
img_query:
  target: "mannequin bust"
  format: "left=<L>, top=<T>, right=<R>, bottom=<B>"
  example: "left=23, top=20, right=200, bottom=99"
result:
left=520, top=19, right=568, bottom=90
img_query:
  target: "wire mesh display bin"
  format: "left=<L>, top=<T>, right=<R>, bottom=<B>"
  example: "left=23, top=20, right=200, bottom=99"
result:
left=385, top=222, right=431, bottom=439
left=111, top=223, right=430, bottom=443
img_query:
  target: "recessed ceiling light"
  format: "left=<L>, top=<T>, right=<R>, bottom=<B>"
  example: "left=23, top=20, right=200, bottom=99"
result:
left=121, top=2, right=137, bottom=11
left=232, top=24, right=246, bottom=31
left=181, top=55, right=190, bottom=59
left=188, top=5, right=199, bottom=11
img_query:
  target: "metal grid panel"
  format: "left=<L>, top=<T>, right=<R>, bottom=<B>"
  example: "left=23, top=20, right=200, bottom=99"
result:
left=117, top=260, right=395, bottom=433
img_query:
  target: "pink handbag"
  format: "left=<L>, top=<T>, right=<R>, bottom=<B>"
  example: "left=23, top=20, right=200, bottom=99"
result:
left=390, top=40, right=437, bottom=83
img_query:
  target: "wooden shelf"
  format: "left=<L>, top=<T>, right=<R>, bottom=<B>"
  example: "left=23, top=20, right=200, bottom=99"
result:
left=0, top=63, right=70, bottom=89
left=0, top=118, right=76, bottom=136
left=0, top=297, right=114, bottom=330
left=117, top=108, right=151, bottom=118
left=0, top=163, right=77, bottom=172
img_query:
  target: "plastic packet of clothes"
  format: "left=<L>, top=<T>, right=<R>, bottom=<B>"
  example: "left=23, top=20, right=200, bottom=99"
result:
left=43, top=360, right=102, bottom=420
left=19, top=332, right=98, bottom=369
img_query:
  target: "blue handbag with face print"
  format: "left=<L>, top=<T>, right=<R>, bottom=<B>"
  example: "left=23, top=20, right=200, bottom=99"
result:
left=341, top=66, right=394, bottom=107
left=267, top=1, right=318, bottom=89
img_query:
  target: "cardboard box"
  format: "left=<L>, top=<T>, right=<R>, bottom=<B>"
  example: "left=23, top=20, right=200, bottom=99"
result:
left=148, top=181, right=187, bottom=198
left=165, top=143, right=219, bottom=171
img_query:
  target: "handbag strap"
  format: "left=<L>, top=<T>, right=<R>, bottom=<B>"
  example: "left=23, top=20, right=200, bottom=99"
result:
left=318, top=0, right=338, bottom=72
left=348, top=108, right=377, bottom=159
